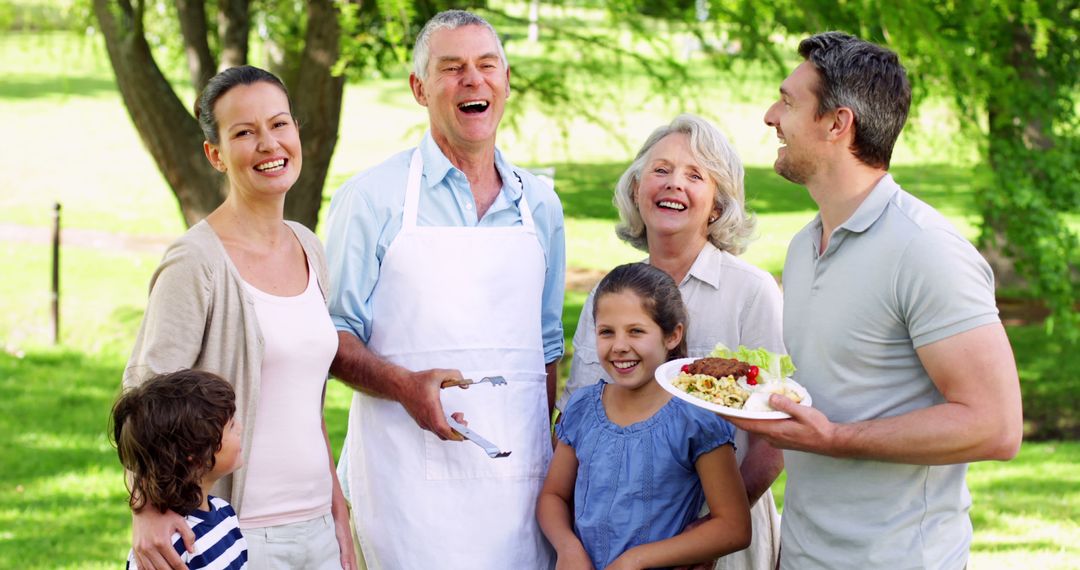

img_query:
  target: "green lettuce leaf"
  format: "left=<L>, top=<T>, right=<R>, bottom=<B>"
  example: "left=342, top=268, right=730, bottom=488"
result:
left=708, top=343, right=796, bottom=379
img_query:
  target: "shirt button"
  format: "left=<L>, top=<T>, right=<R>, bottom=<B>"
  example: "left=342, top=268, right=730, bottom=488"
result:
left=465, top=202, right=473, bottom=210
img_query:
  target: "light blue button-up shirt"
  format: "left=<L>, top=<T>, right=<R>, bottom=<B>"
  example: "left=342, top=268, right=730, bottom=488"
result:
left=325, top=132, right=566, bottom=363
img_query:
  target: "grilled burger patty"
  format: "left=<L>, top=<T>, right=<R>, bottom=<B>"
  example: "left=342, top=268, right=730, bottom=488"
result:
left=686, top=357, right=752, bottom=379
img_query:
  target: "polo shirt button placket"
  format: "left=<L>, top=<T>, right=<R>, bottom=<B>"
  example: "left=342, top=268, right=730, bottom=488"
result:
left=812, top=241, right=832, bottom=294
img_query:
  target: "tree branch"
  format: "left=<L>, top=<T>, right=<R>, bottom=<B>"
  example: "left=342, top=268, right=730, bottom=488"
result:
left=93, top=0, right=226, bottom=226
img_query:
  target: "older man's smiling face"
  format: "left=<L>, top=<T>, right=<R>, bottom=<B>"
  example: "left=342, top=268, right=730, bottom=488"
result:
left=412, top=24, right=509, bottom=154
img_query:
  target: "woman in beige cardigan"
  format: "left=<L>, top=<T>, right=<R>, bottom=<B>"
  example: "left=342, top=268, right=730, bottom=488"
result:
left=124, top=66, right=354, bottom=570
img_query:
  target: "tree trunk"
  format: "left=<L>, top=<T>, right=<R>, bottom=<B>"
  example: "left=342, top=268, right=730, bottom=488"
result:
left=218, top=0, right=249, bottom=69
left=174, top=0, right=215, bottom=92
left=285, top=0, right=345, bottom=230
left=93, top=0, right=226, bottom=227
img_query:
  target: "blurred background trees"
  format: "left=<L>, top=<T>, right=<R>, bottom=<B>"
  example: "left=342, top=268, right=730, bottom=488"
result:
left=10, top=0, right=1076, bottom=334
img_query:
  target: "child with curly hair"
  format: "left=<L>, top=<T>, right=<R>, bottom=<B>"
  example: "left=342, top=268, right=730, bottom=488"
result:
left=112, top=369, right=247, bottom=569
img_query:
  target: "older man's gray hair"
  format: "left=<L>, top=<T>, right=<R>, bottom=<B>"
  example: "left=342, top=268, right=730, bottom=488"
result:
left=412, top=10, right=508, bottom=80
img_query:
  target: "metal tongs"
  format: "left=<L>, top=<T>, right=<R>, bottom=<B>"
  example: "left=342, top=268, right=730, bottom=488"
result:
left=439, top=376, right=511, bottom=457
left=440, top=376, right=508, bottom=389
left=446, top=415, right=512, bottom=458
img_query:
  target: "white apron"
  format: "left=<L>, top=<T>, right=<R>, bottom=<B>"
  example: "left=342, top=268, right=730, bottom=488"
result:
left=345, top=150, right=554, bottom=569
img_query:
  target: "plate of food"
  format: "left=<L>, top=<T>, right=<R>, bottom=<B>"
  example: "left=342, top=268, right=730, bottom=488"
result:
left=655, top=345, right=812, bottom=420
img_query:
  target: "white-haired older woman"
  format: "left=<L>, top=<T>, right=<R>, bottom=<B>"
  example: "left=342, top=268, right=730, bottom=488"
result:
left=559, top=114, right=783, bottom=570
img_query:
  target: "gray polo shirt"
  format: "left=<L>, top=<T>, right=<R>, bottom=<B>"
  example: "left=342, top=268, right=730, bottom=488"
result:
left=780, top=174, right=999, bottom=570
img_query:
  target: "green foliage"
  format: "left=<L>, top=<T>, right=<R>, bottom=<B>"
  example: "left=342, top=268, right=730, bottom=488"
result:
left=718, top=0, right=1080, bottom=339
left=1, top=0, right=92, bottom=32
left=1009, top=324, right=1080, bottom=439
left=335, top=0, right=421, bottom=79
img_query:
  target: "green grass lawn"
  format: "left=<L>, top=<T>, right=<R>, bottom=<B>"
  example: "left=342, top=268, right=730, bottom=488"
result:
left=2, top=29, right=1078, bottom=568
left=763, top=442, right=1080, bottom=569
left=2, top=349, right=1077, bottom=568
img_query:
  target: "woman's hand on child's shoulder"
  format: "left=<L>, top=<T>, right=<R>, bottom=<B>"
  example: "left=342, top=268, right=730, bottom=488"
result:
left=555, top=544, right=595, bottom=570
left=131, top=507, right=195, bottom=570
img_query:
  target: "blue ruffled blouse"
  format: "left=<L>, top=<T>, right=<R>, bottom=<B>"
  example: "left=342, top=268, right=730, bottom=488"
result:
left=556, top=382, right=737, bottom=569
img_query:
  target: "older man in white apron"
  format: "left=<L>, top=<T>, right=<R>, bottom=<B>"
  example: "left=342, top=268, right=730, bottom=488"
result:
left=325, top=10, right=565, bottom=569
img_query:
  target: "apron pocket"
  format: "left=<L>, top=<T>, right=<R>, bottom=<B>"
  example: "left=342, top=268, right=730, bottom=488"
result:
left=424, top=371, right=551, bottom=480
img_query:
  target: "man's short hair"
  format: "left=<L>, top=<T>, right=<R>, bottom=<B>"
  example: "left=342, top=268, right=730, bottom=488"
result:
left=798, top=31, right=912, bottom=169
left=412, top=10, right=508, bottom=80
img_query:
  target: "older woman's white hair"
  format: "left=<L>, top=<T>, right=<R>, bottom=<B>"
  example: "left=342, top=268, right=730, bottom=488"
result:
left=412, top=10, right=508, bottom=80
left=613, top=114, right=755, bottom=255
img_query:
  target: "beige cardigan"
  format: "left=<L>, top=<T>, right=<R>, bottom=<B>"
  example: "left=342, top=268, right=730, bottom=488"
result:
left=124, top=219, right=329, bottom=514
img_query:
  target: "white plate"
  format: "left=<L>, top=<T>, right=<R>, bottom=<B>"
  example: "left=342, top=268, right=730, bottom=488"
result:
left=655, top=357, right=813, bottom=420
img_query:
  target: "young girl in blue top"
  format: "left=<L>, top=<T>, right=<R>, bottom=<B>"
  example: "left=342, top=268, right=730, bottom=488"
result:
left=538, top=263, right=751, bottom=569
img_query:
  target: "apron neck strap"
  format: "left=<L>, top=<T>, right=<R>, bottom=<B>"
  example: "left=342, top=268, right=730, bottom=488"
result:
left=403, top=149, right=424, bottom=230
left=512, top=171, right=536, bottom=228
left=403, top=148, right=536, bottom=229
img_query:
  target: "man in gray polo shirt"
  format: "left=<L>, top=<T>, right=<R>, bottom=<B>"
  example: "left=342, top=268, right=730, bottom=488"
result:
left=730, top=32, right=1023, bottom=569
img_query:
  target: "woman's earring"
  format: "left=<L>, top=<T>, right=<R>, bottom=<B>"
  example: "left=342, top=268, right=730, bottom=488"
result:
left=708, top=215, right=718, bottom=224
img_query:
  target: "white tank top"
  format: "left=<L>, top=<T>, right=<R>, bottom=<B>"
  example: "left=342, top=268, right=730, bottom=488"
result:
left=239, top=263, right=338, bottom=528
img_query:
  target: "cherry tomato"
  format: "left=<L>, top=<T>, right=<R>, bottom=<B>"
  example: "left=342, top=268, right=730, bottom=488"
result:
left=747, top=365, right=760, bottom=380
left=680, top=364, right=691, bottom=374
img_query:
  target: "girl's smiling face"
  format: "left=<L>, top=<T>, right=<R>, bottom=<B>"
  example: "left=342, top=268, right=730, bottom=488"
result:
left=595, top=290, right=683, bottom=392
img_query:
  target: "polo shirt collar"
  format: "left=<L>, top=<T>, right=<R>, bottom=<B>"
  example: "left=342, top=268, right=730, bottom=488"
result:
left=838, top=173, right=900, bottom=234
left=418, top=132, right=523, bottom=200
left=683, top=241, right=724, bottom=290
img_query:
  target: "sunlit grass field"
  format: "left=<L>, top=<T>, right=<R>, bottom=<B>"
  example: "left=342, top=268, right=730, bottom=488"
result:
left=1, top=30, right=1077, bottom=569
left=2, top=349, right=1077, bottom=568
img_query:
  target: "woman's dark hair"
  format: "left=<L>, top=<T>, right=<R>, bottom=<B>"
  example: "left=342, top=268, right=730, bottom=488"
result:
left=592, top=263, right=689, bottom=360
left=194, top=65, right=292, bottom=144
left=111, top=370, right=236, bottom=516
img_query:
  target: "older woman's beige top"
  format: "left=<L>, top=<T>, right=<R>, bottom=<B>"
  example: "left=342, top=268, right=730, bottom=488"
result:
left=123, top=219, right=329, bottom=515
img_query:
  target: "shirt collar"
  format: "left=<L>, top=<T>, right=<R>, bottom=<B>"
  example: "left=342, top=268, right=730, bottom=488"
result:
left=838, top=173, right=900, bottom=234
left=418, top=131, right=523, bottom=200
left=419, top=131, right=456, bottom=188
left=683, top=241, right=724, bottom=290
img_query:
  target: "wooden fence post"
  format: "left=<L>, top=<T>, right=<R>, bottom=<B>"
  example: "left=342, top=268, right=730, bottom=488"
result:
left=51, top=202, right=60, bottom=345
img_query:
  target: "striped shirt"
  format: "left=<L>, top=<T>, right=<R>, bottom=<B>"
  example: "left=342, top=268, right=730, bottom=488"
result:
left=126, top=496, right=248, bottom=569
